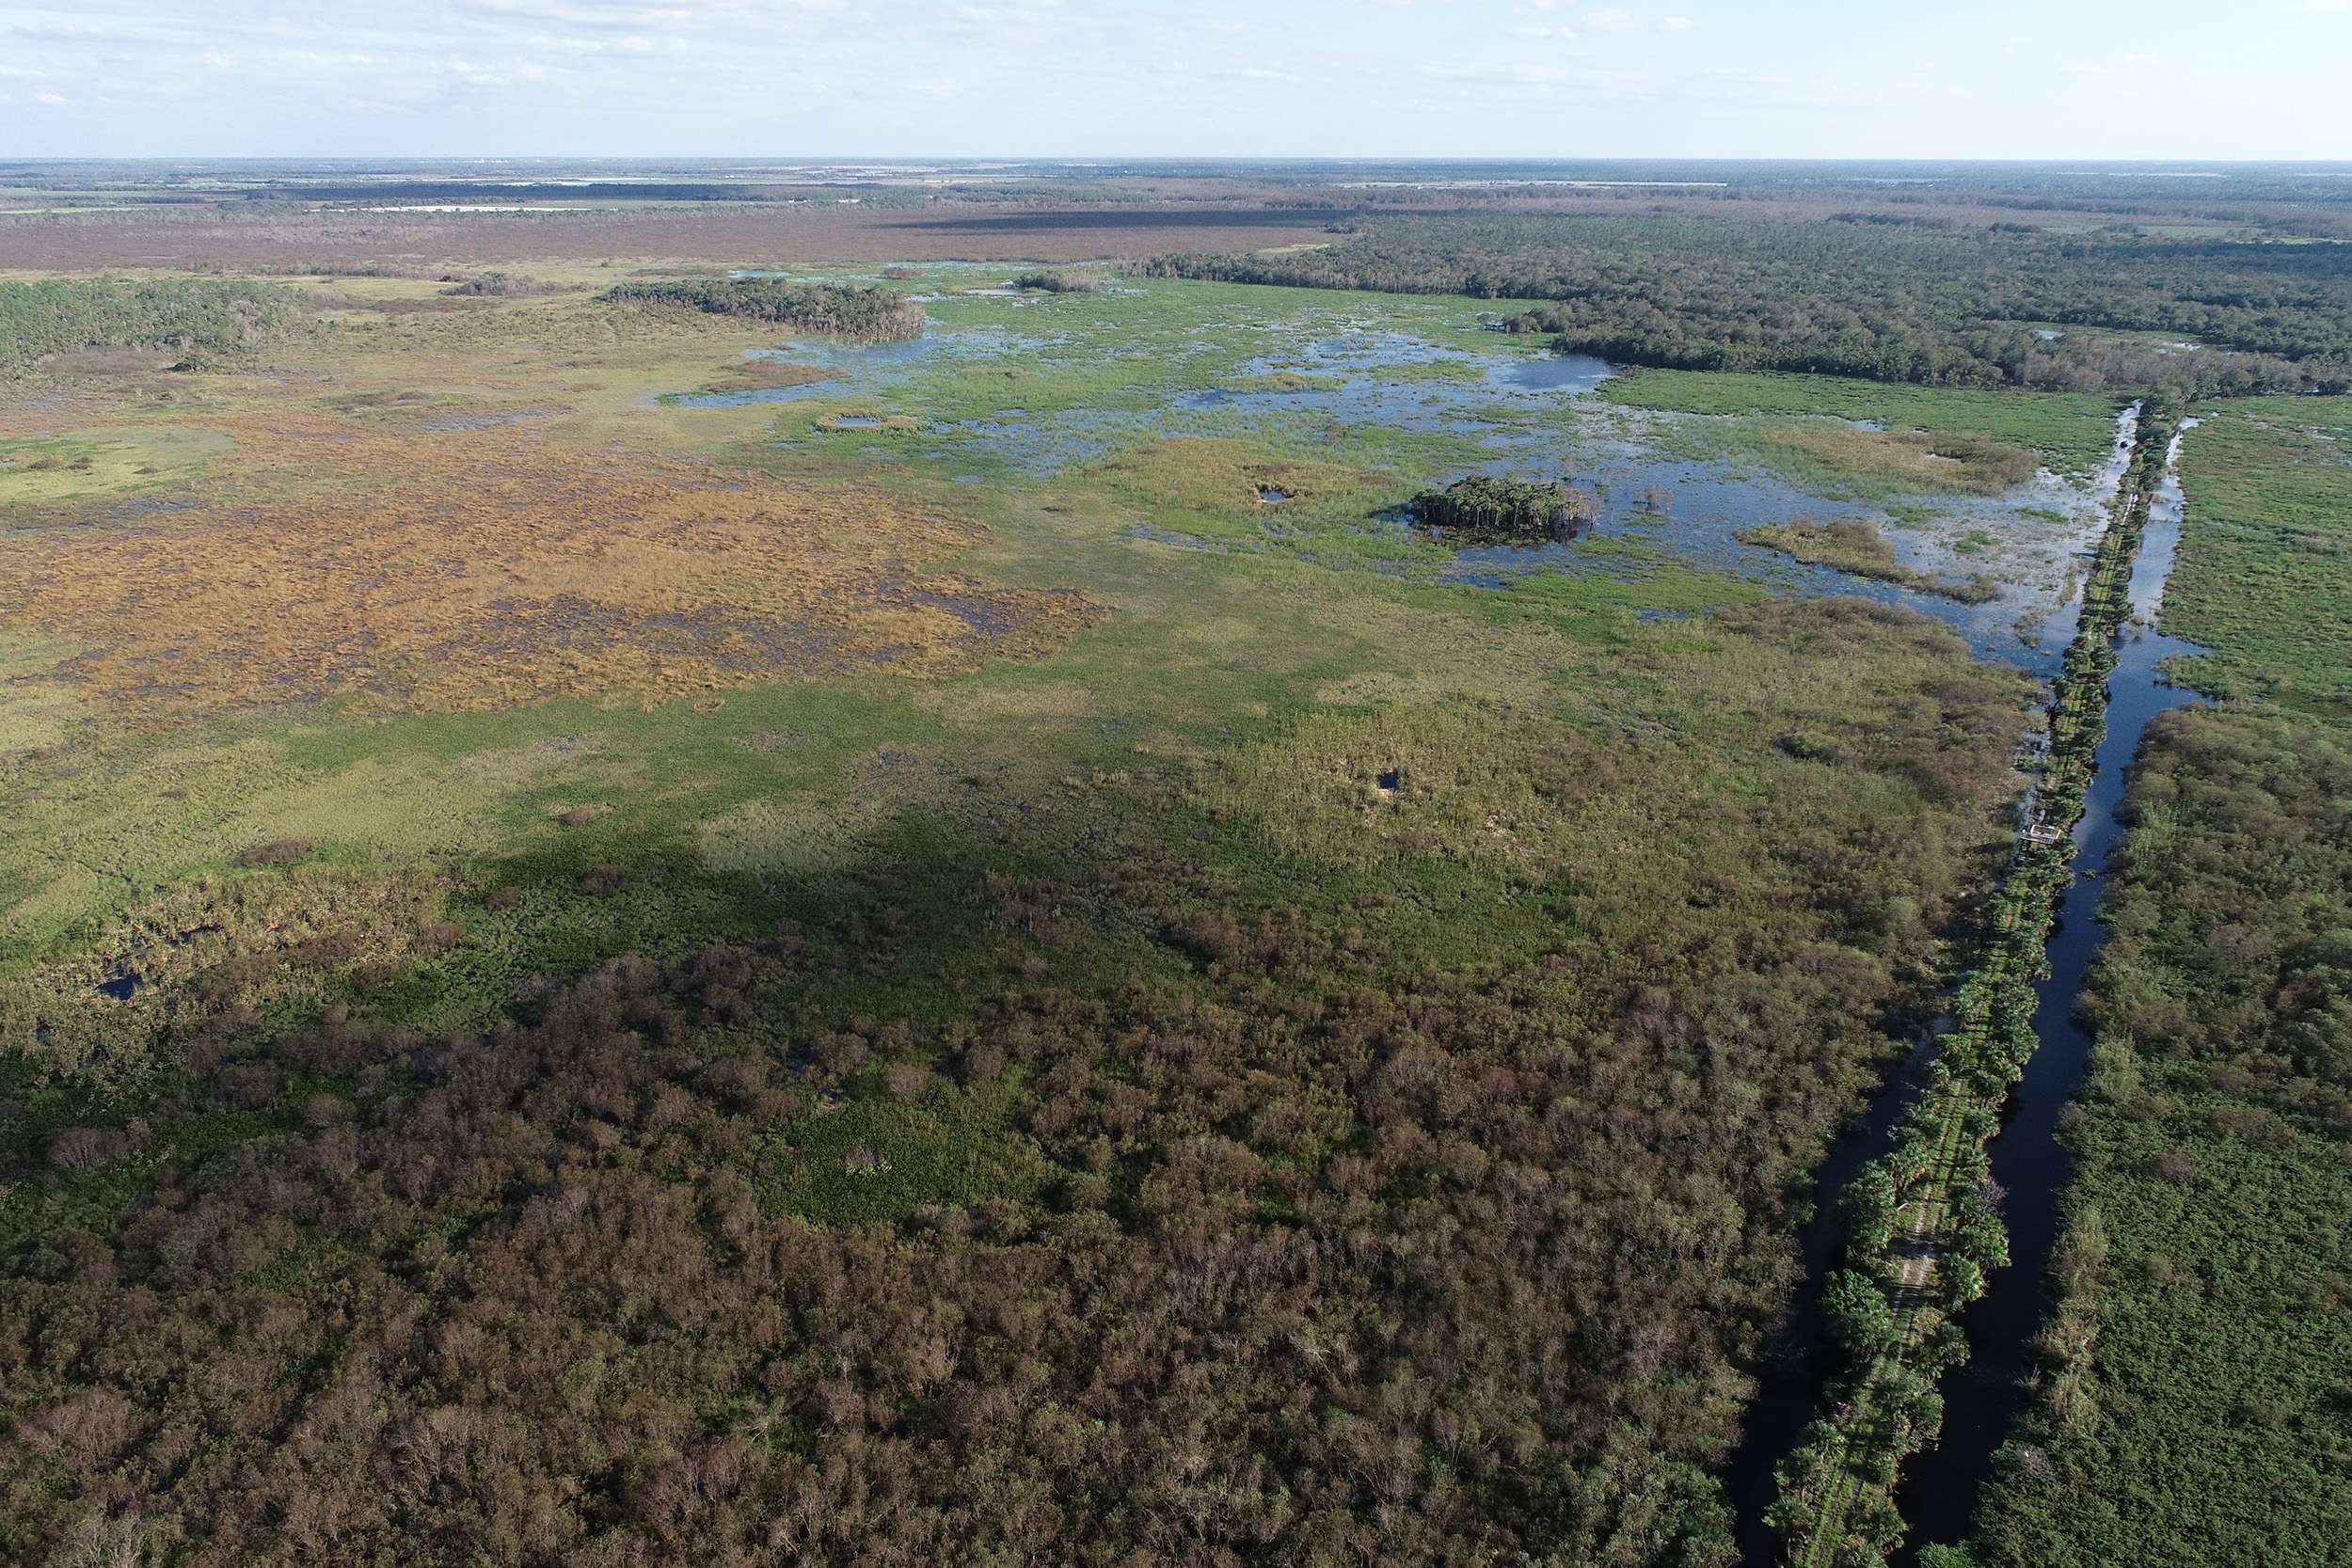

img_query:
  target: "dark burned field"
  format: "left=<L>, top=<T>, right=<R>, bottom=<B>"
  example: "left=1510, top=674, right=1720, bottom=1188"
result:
left=0, top=203, right=1344, bottom=272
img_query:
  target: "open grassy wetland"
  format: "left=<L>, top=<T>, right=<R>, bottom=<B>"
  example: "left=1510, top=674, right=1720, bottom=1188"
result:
left=0, top=159, right=2347, bottom=1568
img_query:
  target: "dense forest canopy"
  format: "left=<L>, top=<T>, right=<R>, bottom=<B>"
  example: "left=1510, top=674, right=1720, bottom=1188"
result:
left=1144, top=215, right=2352, bottom=395
left=0, top=277, right=294, bottom=377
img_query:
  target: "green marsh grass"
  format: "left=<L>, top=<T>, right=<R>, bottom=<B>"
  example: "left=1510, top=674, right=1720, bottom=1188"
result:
left=1603, top=369, right=2123, bottom=477
left=2164, top=397, right=2352, bottom=716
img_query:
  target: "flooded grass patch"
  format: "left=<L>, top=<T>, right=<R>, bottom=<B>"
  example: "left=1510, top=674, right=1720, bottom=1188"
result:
left=1235, top=371, right=1343, bottom=393
left=1735, top=420, right=2042, bottom=499
left=699, top=358, right=842, bottom=395
left=817, top=410, right=922, bottom=434
left=0, top=427, right=230, bottom=507
left=2160, top=394, right=2352, bottom=716
left=1598, top=369, right=2124, bottom=476
left=1740, top=517, right=2002, bottom=602
left=1009, top=270, right=1104, bottom=294
left=1087, top=436, right=1394, bottom=532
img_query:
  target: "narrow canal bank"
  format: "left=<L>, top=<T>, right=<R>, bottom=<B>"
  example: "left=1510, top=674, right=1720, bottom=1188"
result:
left=1897, top=420, right=2212, bottom=1560
left=1737, top=404, right=2211, bottom=1568
left=1724, top=400, right=2145, bottom=1567
left=1724, top=1035, right=1936, bottom=1564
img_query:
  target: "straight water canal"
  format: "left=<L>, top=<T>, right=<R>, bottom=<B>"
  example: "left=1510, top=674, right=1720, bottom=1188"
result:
left=1728, top=416, right=2212, bottom=1564
left=1896, top=422, right=2211, bottom=1559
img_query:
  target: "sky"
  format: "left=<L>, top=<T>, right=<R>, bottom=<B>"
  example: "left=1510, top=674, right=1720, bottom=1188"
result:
left=2, top=0, right=2349, bottom=162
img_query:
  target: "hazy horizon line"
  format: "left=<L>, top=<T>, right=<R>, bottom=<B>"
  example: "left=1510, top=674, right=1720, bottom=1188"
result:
left=10, top=153, right=2352, bottom=168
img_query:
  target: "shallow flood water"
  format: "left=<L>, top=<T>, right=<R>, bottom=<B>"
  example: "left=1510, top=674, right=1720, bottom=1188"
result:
left=656, top=295, right=2113, bottom=647
left=662, top=328, right=1040, bottom=408
left=665, top=308, right=2116, bottom=674
left=1422, top=447, right=2098, bottom=675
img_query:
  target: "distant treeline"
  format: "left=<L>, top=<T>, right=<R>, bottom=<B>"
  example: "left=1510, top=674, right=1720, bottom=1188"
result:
left=0, top=276, right=294, bottom=377
left=598, top=277, right=925, bottom=341
left=242, top=182, right=822, bottom=204
left=1143, top=215, right=2352, bottom=395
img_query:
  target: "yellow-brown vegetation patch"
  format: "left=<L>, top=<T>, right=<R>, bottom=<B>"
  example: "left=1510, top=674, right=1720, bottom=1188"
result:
left=1755, top=422, right=2039, bottom=495
left=0, top=414, right=1097, bottom=719
left=1091, top=437, right=1388, bottom=515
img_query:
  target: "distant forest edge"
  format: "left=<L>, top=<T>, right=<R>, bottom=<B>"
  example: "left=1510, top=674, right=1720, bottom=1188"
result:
left=596, top=278, right=926, bottom=341
left=0, top=277, right=296, bottom=377
left=0, top=276, right=926, bottom=377
left=1142, top=215, right=2352, bottom=395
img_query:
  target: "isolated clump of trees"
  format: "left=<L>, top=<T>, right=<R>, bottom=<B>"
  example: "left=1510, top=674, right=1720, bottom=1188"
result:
left=0, top=276, right=296, bottom=377
left=438, top=270, right=545, bottom=296
left=1010, top=271, right=1101, bottom=293
left=599, top=277, right=925, bottom=341
left=1143, top=214, right=2352, bottom=395
left=1411, top=474, right=1593, bottom=537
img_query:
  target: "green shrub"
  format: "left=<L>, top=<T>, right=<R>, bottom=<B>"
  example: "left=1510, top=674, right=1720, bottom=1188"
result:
left=597, top=277, right=924, bottom=341
left=0, top=276, right=295, bottom=377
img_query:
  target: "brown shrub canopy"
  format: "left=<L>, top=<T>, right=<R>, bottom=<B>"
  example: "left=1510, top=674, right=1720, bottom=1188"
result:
left=0, top=416, right=1095, bottom=718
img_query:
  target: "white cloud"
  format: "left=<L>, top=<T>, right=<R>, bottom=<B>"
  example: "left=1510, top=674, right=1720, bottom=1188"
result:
left=0, top=0, right=2341, bottom=160
left=527, top=30, right=677, bottom=54
left=9, top=20, right=171, bottom=43
left=269, top=48, right=378, bottom=69
left=1516, top=8, right=1689, bottom=36
left=458, top=0, right=844, bottom=26
left=433, top=55, right=564, bottom=87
